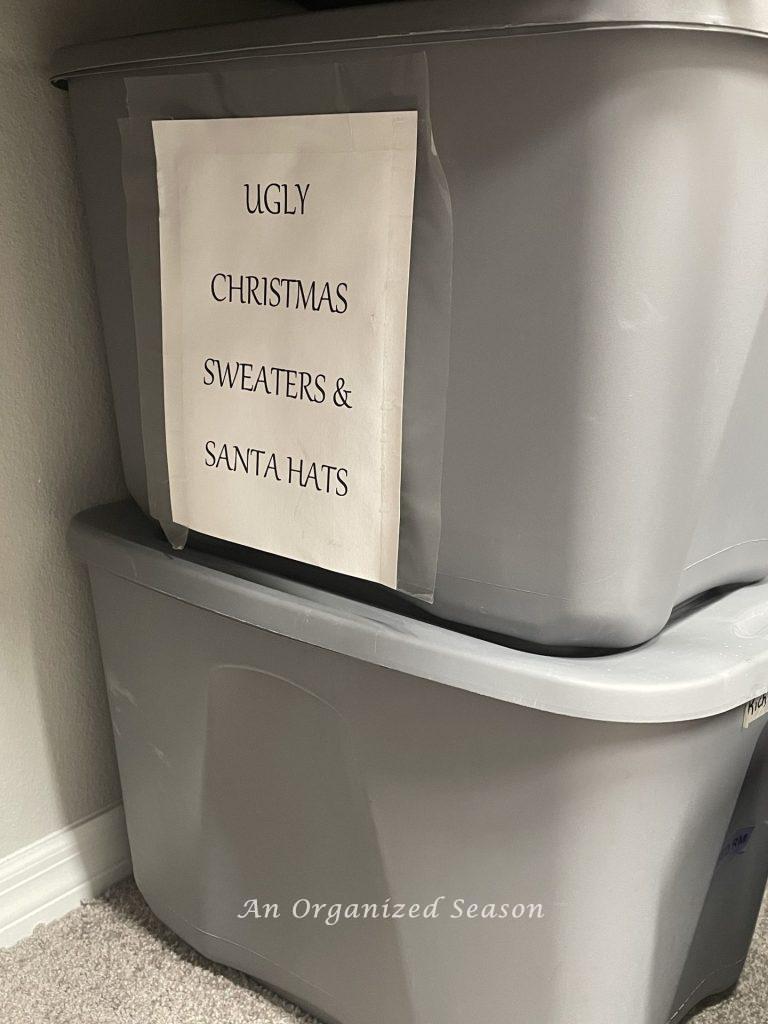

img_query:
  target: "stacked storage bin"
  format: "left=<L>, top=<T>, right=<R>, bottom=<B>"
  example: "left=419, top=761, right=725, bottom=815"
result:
left=56, top=3, right=768, bottom=1021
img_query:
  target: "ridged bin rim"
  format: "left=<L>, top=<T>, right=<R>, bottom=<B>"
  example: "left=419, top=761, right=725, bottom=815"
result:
left=51, top=0, right=768, bottom=87
left=70, top=501, right=768, bottom=726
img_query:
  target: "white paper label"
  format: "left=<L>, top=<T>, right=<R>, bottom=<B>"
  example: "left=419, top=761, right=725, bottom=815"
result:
left=743, top=692, right=768, bottom=729
left=153, top=112, right=418, bottom=587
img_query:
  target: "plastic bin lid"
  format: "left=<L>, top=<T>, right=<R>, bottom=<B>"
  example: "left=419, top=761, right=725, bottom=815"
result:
left=51, top=1, right=768, bottom=87
left=70, top=501, right=768, bottom=725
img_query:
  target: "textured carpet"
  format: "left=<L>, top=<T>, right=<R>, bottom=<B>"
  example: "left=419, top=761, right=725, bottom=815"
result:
left=0, top=877, right=766, bottom=1023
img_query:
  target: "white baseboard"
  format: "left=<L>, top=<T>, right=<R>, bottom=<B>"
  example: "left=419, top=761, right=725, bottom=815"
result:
left=0, top=804, right=132, bottom=948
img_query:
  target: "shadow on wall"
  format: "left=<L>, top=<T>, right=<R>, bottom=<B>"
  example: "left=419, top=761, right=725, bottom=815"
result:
left=0, top=0, right=301, bottom=860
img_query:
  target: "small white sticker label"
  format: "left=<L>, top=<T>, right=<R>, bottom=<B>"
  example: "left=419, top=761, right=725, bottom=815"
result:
left=743, top=693, right=768, bottom=729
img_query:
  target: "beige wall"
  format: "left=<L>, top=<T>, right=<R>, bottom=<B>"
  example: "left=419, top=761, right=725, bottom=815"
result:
left=0, top=0, right=298, bottom=860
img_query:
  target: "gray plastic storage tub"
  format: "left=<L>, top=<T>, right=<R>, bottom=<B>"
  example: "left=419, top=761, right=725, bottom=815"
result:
left=55, top=1, right=768, bottom=648
left=71, top=501, right=768, bottom=1024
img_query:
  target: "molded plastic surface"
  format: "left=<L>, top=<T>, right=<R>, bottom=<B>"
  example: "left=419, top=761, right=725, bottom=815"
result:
left=50, top=1, right=768, bottom=83
left=56, top=3, right=768, bottom=647
left=70, top=501, right=768, bottom=723
left=72, top=500, right=768, bottom=1024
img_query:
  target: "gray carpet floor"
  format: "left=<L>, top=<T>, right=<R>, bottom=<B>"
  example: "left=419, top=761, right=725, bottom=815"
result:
left=0, top=877, right=766, bottom=1023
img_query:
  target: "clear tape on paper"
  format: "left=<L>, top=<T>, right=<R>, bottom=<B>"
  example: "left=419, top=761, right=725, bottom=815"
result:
left=119, top=51, right=452, bottom=600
